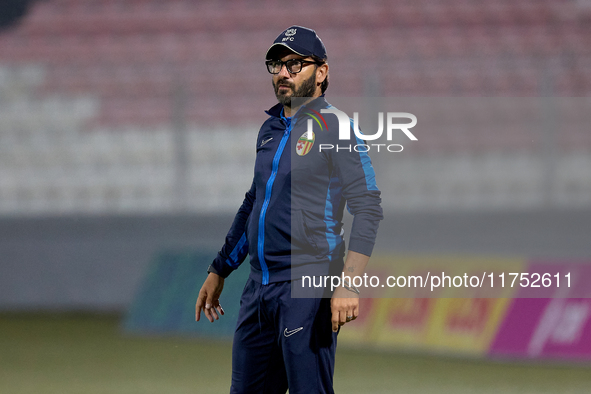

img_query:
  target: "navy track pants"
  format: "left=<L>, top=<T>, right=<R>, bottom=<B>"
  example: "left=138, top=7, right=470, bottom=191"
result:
left=230, top=278, right=338, bottom=394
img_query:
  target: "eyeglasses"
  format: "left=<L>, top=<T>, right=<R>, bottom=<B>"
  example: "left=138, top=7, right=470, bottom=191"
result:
left=265, top=59, right=321, bottom=74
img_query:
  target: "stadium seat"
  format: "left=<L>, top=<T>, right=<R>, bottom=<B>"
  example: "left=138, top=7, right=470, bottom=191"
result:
left=1, top=0, right=591, bottom=214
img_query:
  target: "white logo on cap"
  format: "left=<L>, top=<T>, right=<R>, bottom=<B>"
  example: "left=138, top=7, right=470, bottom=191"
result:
left=285, top=28, right=297, bottom=37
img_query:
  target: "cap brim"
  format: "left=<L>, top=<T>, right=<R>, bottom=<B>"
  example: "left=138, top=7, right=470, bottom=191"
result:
left=265, top=43, right=309, bottom=60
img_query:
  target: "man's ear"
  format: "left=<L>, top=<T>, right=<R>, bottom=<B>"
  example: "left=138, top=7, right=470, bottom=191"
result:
left=316, top=63, right=329, bottom=83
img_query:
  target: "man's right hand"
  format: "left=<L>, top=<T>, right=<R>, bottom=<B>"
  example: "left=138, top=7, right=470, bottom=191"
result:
left=195, top=272, right=225, bottom=322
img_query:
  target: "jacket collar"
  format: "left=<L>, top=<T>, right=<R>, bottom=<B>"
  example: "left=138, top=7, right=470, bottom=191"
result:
left=265, top=95, right=328, bottom=119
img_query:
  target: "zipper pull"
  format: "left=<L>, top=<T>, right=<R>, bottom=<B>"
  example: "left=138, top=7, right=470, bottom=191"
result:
left=285, top=118, right=293, bottom=135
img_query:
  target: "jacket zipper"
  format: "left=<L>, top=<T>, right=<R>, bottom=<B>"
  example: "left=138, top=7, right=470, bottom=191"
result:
left=257, top=122, right=291, bottom=285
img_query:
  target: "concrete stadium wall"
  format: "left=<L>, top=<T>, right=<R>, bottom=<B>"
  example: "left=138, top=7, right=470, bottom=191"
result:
left=0, top=209, right=590, bottom=311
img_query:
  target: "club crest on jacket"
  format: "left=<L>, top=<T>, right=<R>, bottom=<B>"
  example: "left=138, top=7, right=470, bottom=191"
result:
left=296, top=130, right=315, bottom=156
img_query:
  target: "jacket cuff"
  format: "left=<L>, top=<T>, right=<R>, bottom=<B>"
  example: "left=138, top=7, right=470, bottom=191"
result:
left=208, top=257, right=235, bottom=278
left=348, top=237, right=375, bottom=257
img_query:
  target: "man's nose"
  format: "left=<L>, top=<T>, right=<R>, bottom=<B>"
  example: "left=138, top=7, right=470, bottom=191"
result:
left=277, top=63, right=291, bottom=78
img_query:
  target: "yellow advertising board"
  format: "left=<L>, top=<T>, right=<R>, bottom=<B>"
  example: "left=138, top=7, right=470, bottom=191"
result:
left=338, top=254, right=524, bottom=355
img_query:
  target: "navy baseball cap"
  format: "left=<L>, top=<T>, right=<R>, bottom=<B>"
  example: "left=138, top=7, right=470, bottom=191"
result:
left=266, top=26, right=327, bottom=61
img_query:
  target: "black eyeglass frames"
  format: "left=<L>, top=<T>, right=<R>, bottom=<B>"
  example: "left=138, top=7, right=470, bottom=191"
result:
left=265, top=59, right=322, bottom=74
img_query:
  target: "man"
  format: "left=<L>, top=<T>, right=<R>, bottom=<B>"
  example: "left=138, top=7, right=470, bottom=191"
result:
left=195, top=26, right=382, bottom=394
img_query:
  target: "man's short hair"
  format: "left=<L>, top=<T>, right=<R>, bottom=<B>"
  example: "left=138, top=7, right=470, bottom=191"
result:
left=312, top=56, right=329, bottom=94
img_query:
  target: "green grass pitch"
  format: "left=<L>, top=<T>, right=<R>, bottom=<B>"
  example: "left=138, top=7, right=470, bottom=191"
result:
left=1, top=313, right=590, bottom=393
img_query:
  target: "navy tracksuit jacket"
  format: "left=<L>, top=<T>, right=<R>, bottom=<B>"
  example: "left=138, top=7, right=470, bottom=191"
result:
left=209, top=96, right=383, bottom=284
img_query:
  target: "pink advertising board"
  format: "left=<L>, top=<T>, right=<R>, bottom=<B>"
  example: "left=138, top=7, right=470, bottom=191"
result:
left=490, top=261, right=591, bottom=360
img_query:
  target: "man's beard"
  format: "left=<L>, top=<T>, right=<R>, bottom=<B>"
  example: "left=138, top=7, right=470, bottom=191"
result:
left=273, top=72, right=317, bottom=107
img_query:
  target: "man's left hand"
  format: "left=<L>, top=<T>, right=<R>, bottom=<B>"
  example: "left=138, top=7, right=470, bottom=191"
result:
left=330, top=286, right=359, bottom=332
